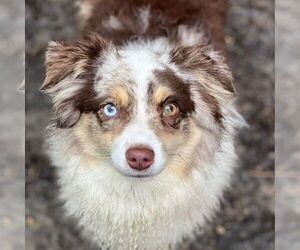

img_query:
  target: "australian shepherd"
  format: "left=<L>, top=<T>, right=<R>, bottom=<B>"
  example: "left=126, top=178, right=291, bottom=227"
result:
left=41, top=0, right=245, bottom=249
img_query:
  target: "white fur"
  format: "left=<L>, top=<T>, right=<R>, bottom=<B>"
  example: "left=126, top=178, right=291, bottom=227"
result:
left=119, top=44, right=164, bottom=120
left=45, top=18, right=244, bottom=250
left=95, top=44, right=170, bottom=177
left=47, top=120, right=238, bottom=250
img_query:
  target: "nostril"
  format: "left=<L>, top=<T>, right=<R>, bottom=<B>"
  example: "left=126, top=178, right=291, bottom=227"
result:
left=126, top=147, right=155, bottom=171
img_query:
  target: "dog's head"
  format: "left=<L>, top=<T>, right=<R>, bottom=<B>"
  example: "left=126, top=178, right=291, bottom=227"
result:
left=42, top=33, right=241, bottom=178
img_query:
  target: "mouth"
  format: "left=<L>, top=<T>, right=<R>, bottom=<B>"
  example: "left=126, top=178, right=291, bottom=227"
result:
left=113, top=164, right=162, bottom=179
left=124, top=171, right=155, bottom=179
left=132, top=174, right=153, bottom=178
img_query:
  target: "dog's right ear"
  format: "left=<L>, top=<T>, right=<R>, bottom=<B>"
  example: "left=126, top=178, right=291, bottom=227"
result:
left=41, top=33, right=108, bottom=128
left=41, top=33, right=107, bottom=91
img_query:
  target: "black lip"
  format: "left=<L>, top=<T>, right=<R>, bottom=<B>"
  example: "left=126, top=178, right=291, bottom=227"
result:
left=134, top=175, right=151, bottom=178
left=126, top=173, right=155, bottom=179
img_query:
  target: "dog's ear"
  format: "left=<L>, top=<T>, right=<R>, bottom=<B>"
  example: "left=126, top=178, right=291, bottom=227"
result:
left=41, top=33, right=108, bottom=128
left=41, top=33, right=107, bottom=90
left=170, top=44, right=235, bottom=104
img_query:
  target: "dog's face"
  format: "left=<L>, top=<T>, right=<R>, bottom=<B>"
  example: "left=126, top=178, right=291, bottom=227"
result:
left=42, top=34, right=236, bottom=178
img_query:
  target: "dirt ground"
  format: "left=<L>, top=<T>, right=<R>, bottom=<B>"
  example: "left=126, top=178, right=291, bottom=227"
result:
left=25, top=0, right=274, bottom=249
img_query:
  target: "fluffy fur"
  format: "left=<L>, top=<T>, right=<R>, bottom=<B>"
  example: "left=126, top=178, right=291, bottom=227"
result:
left=42, top=0, right=245, bottom=249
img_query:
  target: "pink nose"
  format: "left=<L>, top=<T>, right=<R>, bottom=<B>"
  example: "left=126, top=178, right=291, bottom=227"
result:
left=126, top=147, right=155, bottom=170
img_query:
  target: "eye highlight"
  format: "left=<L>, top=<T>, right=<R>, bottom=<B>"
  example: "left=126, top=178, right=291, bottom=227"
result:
left=102, top=103, right=118, bottom=117
left=163, top=103, right=179, bottom=117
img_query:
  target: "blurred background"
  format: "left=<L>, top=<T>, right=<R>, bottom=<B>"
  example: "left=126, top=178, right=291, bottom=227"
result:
left=4, top=0, right=300, bottom=249
left=25, top=0, right=274, bottom=249
left=0, top=0, right=25, bottom=249
left=276, top=1, right=300, bottom=250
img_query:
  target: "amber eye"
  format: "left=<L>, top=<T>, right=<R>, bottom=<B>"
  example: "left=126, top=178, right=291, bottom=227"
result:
left=163, top=103, right=179, bottom=117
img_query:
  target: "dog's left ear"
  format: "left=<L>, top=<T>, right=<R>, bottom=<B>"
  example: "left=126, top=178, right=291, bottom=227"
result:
left=170, top=44, right=235, bottom=104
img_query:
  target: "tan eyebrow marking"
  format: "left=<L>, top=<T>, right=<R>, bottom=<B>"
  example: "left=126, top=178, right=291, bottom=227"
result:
left=152, top=85, right=173, bottom=104
left=110, top=85, right=130, bottom=107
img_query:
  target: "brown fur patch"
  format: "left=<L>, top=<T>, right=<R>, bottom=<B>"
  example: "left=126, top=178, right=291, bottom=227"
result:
left=170, top=44, right=235, bottom=94
left=41, top=33, right=108, bottom=128
left=152, top=67, right=226, bottom=126
left=81, top=0, right=228, bottom=51
left=42, top=33, right=107, bottom=90
left=197, top=84, right=223, bottom=124
left=154, top=69, right=195, bottom=115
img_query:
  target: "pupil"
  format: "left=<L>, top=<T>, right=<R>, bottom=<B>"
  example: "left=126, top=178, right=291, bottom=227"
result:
left=104, top=104, right=117, bottom=116
left=167, top=105, right=174, bottom=113
left=108, top=106, right=114, bottom=113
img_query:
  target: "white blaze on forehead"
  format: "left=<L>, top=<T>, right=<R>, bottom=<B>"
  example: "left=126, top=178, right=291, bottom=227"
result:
left=95, top=41, right=171, bottom=177
left=93, top=39, right=170, bottom=99
left=119, top=44, right=166, bottom=119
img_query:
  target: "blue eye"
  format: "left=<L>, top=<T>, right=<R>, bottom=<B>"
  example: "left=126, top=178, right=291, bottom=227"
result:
left=103, top=103, right=118, bottom=117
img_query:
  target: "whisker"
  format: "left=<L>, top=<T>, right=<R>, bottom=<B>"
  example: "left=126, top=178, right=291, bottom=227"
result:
left=167, top=152, right=193, bottom=170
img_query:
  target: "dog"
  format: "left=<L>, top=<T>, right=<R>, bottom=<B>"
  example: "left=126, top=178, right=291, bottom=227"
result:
left=41, top=0, right=245, bottom=249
